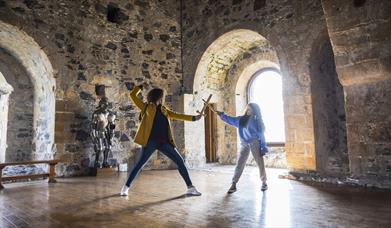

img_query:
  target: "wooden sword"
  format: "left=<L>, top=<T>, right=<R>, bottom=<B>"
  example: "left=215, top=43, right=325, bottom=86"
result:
left=197, top=94, right=212, bottom=116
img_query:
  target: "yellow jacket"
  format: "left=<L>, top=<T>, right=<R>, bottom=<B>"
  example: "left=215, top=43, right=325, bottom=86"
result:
left=129, top=86, right=195, bottom=147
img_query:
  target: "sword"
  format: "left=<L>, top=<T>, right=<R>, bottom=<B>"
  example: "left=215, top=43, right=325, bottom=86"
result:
left=196, top=94, right=212, bottom=116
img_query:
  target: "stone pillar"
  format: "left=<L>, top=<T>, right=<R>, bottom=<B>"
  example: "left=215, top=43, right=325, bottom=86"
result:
left=0, top=72, right=13, bottom=163
left=322, top=0, right=391, bottom=180
left=184, top=93, right=207, bottom=167
left=283, top=70, right=316, bottom=172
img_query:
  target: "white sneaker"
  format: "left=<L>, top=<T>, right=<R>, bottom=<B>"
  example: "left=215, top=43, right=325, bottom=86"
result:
left=186, top=186, right=202, bottom=196
left=120, top=185, right=129, bottom=196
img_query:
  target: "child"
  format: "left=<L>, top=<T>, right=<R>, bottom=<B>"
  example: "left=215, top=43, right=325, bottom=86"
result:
left=216, top=103, right=268, bottom=193
left=120, top=85, right=202, bottom=196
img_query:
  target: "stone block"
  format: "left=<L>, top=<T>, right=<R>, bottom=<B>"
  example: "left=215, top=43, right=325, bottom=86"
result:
left=286, top=115, right=306, bottom=129
left=56, top=99, right=66, bottom=112
left=337, top=55, right=389, bottom=87
left=55, top=112, right=74, bottom=122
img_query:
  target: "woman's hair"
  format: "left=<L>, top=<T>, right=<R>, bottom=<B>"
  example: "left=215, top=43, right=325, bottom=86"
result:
left=147, top=88, right=164, bottom=103
left=239, top=103, right=265, bottom=132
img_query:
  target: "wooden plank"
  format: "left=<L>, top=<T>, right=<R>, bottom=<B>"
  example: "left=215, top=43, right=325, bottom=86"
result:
left=267, top=142, right=285, bottom=147
left=205, top=104, right=217, bottom=163
left=0, top=167, right=3, bottom=189
left=48, top=163, right=57, bottom=183
left=2, top=173, right=49, bottom=181
left=210, top=104, right=217, bottom=162
left=205, top=106, right=211, bottom=162
left=0, top=160, right=60, bottom=168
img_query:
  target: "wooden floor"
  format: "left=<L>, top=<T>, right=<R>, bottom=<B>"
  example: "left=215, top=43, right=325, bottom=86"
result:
left=1, top=166, right=391, bottom=228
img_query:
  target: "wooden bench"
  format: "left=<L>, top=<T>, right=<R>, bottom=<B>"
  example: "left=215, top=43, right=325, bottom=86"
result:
left=0, top=160, right=60, bottom=189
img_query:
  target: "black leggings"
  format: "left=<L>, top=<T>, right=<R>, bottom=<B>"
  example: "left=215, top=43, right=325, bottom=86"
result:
left=125, top=140, right=193, bottom=187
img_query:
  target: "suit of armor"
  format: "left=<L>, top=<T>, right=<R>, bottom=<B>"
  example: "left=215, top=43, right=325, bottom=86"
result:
left=91, top=97, right=116, bottom=168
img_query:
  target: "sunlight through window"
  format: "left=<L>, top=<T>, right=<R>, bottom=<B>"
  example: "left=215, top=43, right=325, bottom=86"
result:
left=248, top=69, right=285, bottom=143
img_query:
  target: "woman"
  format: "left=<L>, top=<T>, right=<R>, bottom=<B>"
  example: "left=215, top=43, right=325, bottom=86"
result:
left=120, top=85, right=202, bottom=196
left=216, top=103, right=268, bottom=193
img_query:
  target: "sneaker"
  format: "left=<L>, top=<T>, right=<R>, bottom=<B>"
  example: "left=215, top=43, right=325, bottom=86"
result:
left=120, top=185, right=129, bottom=196
left=186, top=186, right=202, bottom=196
left=227, top=183, right=237, bottom=194
left=261, top=183, right=268, bottom=191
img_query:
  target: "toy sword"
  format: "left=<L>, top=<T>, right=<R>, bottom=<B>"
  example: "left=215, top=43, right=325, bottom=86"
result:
left=197, top=94, right=212, bottom=116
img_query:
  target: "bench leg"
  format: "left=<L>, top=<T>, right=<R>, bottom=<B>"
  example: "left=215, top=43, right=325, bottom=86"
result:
left=0, top=167, right=4, bottom=189
left=48, top=163, right=57, bottom=183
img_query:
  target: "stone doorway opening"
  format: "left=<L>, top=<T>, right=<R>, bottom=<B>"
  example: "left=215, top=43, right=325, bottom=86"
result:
left=0, top=21, right=55, bottom=166
left=184, top=29, right=287, bottom=169
left=245, top=68, right=286, bottom=168
left=204, top=103, right=217, bottom=163
left=0, top=48, right=34, bottom=162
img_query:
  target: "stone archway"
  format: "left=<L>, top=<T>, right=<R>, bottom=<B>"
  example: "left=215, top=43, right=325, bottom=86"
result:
left=184, top=29, right=291, bottom=168
left=226, top=46, right=286, bottom=168
left=0, top=72, right=13, bottom=162
left=184, top=29, right=269, bottom=167
left=184, top=28, right=318, bottom=172
left=0, top=21, right=55, bottom=161
left=0, top=48, right=34, bottom=162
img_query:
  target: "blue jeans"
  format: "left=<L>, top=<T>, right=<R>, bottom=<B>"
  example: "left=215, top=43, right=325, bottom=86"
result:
left=125, top=140, right=193, bottom=187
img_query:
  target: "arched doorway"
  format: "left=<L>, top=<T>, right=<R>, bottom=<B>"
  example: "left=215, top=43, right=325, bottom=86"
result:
left=184, top=29, right=288, bottom=168
left=0, top=72, right=13, bottom=162
left=0, top=48, right=34, bottom=161
left=185, top=27, right=319, bottom=171
left=235, top=64, right=287, bottom=168
left=0, top=21, right=55, bottom=161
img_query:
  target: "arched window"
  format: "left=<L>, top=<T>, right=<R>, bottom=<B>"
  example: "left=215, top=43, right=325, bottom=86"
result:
left=248, top=69, right=285, bottom=144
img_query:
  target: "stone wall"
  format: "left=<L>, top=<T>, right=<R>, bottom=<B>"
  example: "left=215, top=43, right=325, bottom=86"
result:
left=0, top=72, right=13, bottom=162
left=0, top=48, right=34, bottom=162
left=0, top=0, right=389, bottom=187
left=322, top=0, right=391, bottom=185
left=182, top=0, right=328, bottom=171
left=344, top=81, right=391, bottom=181
left=0, top=0, right=184, bottom=176
left=184, top=30, right=274, bottom=167
left=310, top=34, right=349, bottom=176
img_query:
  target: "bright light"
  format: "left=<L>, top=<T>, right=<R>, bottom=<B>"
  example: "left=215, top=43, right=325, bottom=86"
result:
left=249, top=70, right=285, bottom=143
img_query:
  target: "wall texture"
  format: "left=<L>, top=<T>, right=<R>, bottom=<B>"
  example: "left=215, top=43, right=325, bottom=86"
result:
left=322, top=0, right=391, bottom=185
left=0, top=71, right=13, bottom=163
left=0, top=0, right=184, bottom=176
left=0, top=48, right=34, bottom=162
left=310, top=34, right=349, bottom=176
left=0, top=0, right=389, bottom=188
left=182, top=0, right=328, bottom=171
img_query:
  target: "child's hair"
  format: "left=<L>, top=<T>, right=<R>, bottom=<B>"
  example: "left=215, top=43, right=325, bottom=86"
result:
left=147, top=88, right=164, bottom=103
left=239, top=103, right=265, bottom=132
left=248, top=103, right=265, bottom=132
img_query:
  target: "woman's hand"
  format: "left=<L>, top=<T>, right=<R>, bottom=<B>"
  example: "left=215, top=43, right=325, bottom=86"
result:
left=125, top=83, right=143, bottom=91
left=125, top=82, right=134, bottom=90
left=194, top=114, right=202, bottom=121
